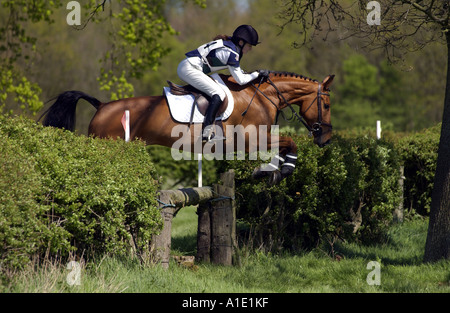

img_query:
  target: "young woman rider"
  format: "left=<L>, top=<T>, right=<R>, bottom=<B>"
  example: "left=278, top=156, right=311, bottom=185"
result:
left=177, top=25, right=268, bottom=141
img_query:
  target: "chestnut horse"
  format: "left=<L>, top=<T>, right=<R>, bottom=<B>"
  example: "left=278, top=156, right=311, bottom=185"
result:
left=41, top=72, right=334, bottom=184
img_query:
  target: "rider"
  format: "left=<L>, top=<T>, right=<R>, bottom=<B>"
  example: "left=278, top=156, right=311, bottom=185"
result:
left=177, top=25, right=265, bottom=142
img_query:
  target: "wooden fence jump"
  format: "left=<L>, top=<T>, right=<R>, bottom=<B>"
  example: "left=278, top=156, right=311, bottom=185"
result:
left=151, top=170, right=236, bottom=269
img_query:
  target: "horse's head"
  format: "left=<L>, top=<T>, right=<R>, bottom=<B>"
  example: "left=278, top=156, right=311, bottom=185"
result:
left=264, top=72, right=335, bottom=148
left=300, top=74, right=335, bottom=148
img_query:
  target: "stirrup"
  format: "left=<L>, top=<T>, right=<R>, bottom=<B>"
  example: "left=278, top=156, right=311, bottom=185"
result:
left=208, top=133, right=226, bottom=142
left=202, top=125, right=226, bottom=142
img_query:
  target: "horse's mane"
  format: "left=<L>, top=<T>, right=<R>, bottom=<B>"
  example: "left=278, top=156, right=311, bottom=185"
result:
left=269, top=71, right=318, bottom=83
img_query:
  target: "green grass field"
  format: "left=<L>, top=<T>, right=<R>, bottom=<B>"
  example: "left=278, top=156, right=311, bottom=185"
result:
left=4, top=206, right=450, bottom=293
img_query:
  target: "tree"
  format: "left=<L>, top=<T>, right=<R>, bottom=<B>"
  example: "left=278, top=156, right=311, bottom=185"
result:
left=0, top=0, right=206, bottom=115
left=0, top=0, right=61, bottom=115
left=278, top=0, right=450, bottom=262
left=336, top=54, right=380, bottom=129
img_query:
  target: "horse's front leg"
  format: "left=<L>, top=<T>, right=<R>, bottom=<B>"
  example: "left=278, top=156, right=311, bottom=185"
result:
left=252, top=135, right=298, bottom=185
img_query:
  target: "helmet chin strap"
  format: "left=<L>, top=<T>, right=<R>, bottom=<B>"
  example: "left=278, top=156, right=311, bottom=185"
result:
left=237, top=41, right=245, bottom=60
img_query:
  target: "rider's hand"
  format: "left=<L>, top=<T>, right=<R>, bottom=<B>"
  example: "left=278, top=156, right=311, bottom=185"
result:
left=258, top=69, right=270, bottom=78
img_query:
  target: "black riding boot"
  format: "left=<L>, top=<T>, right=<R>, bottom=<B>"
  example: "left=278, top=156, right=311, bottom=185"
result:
left=202, top=95, right=226, bottom=142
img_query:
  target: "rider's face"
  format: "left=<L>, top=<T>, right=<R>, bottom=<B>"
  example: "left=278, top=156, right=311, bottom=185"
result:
left=241, top=42, right=253, bottom=54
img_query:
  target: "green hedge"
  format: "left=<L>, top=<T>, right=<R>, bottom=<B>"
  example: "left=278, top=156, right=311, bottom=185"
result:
left=397, top=125, right=440, bottom=215
left=0, top=113, right=440, bottom=268
left=0, top=115, right=161, bottom=271
left=217, top=124, right=440, bottom=252
left=219, top=132, right=423, bottom=251
left=143, top=124, right=439, bottom=253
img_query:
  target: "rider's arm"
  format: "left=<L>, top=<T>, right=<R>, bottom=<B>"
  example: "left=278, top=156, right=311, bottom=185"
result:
left=228, top=66, right=259, bottom=85
left=215, top=47, right=259, bottom=85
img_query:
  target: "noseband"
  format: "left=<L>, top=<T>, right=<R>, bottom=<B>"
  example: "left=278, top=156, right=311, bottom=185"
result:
left=251, top=76, right=332, bottom=137
left=301, top=83, right=333, bottom=137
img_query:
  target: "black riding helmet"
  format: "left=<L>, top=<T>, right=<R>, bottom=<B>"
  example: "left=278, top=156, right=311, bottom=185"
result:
left=231, top=25, right=260, bottom=46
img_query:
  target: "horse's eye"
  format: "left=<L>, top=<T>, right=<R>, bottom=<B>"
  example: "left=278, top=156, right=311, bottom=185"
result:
left=324, top=104, right=330, bottom=109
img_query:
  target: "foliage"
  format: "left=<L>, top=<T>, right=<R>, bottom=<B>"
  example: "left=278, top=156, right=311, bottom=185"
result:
left=5, top=217, right=450, bottom=293
left=278, top=0, right=447, bottom=60
left=0, top=0, right=446, bottom=134
left=0, top=136, right=59, bottom=270
left=334, top=54, right=381, bottom=129
left=0, top=0, right=206, bottom=113
left=333, top=54, right=411, bottom=131
left=214, top=124, right=440, bottom=253
left=218, top=133, right=403, bottom=252
left=84, top=0, right=204, bottom=101
left=397, top=124, right=441, bottom=215
left=96, top=0, right=175, bottom=100
left=0, top=0, right=64, bottom=114
left=0, top=115, right=161, bottom=272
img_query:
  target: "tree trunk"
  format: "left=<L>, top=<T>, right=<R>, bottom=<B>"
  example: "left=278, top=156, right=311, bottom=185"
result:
left=423, top=32, right=450, bottom=262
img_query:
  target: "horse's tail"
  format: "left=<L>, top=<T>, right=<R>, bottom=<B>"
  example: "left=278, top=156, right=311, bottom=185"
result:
left=40, top=91, right=101, bottom=131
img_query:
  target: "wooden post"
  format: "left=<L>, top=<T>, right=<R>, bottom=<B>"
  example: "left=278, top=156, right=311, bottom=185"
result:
left=394, top=166, right=405, bottom=223
left=196, top=202, right=211, bottom=263
left=152, top=187, right=214, bottom=268
left=152, top=171, right=236, bottom=268
left=210, top=170, right=236, bottom=266
left=151, top=191, right=175, bottom=269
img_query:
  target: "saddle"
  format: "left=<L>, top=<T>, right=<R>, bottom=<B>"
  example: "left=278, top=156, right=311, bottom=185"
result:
left=166, top=81, right=228, bottom=120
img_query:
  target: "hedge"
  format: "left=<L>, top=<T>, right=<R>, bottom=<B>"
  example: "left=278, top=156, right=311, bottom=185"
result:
left=0, top=115, right=161, bottom=272
left=218, top=125, right=440, bottom=252
left=0, top=113, right=441, bottom=268
left=396, top=125, right=440, bottom=215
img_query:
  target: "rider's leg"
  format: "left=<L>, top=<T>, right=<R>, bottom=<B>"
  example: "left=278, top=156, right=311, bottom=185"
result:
left=177, top=59, right=226, bottom=141
left=201, top=94, right=225, bottom=141
left=177, top=60, right=226, bottom=100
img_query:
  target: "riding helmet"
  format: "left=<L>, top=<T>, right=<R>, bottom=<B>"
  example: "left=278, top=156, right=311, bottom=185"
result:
left=232, top=25, right=260, bottom=46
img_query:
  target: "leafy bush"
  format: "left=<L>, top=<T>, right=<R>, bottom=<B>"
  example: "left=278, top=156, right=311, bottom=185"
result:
left=397, top=124, right=440, bottom=215
left=219, top=133, right=403, bottom=251
left=0, top=115, right=161, bottom=271
left=0, top=136, right=66, bottom=270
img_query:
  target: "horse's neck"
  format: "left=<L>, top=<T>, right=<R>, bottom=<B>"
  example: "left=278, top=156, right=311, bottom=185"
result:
left=262, top=77, right=317, bottom=108
left=221, top=74, right=317, bottom=114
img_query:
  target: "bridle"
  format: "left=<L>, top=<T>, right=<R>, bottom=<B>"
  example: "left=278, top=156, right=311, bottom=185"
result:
left=248, top=76, right=332, bottom=137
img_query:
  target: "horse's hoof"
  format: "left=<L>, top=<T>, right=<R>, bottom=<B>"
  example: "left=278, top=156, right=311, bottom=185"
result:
left=268, top=170, right=282, bottom=185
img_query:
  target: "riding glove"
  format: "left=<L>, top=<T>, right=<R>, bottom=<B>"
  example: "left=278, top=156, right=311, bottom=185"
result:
left=258, top=69, right=270, bottom=78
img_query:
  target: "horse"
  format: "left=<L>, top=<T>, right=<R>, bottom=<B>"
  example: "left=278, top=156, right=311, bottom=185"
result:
left=41, top=71, right=335, bottom=185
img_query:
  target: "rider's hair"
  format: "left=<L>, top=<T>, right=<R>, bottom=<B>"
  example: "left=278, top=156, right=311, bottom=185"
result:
left=213, top=35, right=232, bottom=41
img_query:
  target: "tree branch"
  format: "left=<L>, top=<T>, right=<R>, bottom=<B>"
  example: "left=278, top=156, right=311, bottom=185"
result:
left=73, top=0, right=110, bottom=31
left=402, top=0, right=446, bottom=25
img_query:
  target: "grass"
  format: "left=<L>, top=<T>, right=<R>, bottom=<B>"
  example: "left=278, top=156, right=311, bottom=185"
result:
left=2, top=206, right=450, bottom=293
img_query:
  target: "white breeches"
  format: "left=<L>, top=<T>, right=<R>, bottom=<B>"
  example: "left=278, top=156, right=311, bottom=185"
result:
left=177, top=58, right=226, bottom=101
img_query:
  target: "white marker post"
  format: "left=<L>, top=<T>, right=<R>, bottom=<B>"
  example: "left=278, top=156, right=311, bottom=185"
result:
left=198, top=153, right=203, bottom=187
left=376, top=120, right=381, bottom=140
left=122, top=110, right=130, bottom=142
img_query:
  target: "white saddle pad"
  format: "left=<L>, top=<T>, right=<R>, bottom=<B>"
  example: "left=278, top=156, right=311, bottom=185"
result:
left=164, top=73, right=234, bottom=124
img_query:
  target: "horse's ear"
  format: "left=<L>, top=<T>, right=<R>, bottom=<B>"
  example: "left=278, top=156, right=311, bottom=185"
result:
left=323, top=74, right=335, bottom=90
